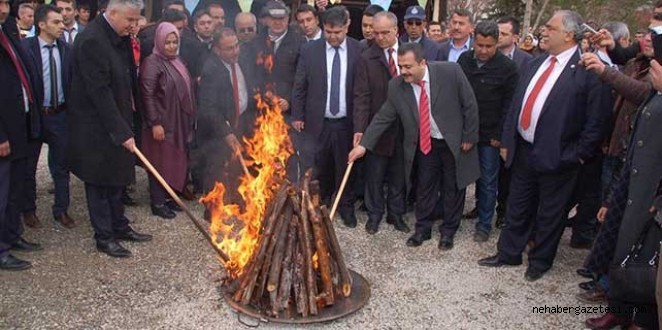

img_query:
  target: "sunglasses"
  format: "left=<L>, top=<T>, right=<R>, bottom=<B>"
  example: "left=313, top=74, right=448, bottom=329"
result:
left=238, top=27, right=255, bottom=33
left=406, top=20, right=423, bottom=26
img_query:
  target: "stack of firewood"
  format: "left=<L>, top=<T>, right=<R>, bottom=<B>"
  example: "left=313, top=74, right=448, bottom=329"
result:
left=227, top=171, right=352, bottom=318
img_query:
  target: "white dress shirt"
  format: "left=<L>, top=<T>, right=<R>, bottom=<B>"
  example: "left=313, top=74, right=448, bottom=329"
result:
left=63, top=22, right=80, bottom=44
left=222, top=61, right=248, bottom=114
left=518, top=45, right=578, bottom=143
left=448, top=37, right=472, bottom=63
left=410, top=66, right=443, bottom=139
left=383, top=41, right=400, bottom=75
left=325, top=39, right=348, bottom=118
left=306, top=29, right=322, bottom=42
left=39, top=37, right=65, bottom=107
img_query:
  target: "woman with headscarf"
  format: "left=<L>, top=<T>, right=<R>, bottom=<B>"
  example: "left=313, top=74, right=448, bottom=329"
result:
left=520, top=33, right=537, bottom=55
left=140, top=22, right=197, bottom=219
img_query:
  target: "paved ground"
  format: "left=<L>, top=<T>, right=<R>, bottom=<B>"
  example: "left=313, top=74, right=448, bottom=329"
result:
left=1, top=147, right=599, bottom=329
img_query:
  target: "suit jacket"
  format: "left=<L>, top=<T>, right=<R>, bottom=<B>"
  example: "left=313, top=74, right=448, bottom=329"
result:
left=246, top=29, right=302, bottom=106
left=67, top=16, right=139, bottom=186
left=360, top=62, right=480, bottom=193
left=21, top=37, right=73, bottom=110
left=511, top=47, right=533, bottom=69
left=501, top=49, right=614, bottom=172
left=0, top=17, right=40, bottom=160
left=399, top=34, right=441, bottom=62
left=353, top=42, right=401, bottom=156
left=291, top=37, right=361, bottom=139
left=438, top=37, right=474, bottom=62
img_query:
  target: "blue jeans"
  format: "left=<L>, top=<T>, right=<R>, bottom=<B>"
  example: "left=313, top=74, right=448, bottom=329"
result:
left=476, top=145, right=500, bottom=233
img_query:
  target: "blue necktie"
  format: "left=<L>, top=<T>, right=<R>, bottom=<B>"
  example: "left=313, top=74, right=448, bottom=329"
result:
left=330, top=46, right=340, bottom=116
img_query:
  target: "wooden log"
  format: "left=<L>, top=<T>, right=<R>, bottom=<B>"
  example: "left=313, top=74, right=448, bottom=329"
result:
left=307, top=199, right=334, bottom=306
left=274, top=216, right=297, bottom=315
left=267, top=205, right=293, bottom=293
left=320, top=205, right=352, bottom=297
left=238, top=184, right=291, bottom=305
left=297, top=194, right=318, bottom=315
left=309, top=180, right=321, bottom=208
left=292, top=240, right=308, bottom=316
left=256, top=202, right=292, bottom=302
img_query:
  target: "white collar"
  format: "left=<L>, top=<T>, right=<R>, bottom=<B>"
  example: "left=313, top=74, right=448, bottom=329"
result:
left=326, top=38, right=347, bottom=51
left=549, top=45, right=578, bottom=68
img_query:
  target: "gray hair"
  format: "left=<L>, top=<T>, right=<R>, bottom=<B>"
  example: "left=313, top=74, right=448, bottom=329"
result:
left=107, top=0, right=144, bottom=11
left=556, top=10, right=583, bottom=42
left=373, top=11, right=397, bottom=27
left=602, top=21, right=630, bottom=42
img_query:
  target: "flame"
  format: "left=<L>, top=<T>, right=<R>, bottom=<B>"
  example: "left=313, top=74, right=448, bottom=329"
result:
left=256, top=52, right=274, bottom=74
left=312, top=252, right=319, bottom=270
left=200, top=83, right=293, bottom=278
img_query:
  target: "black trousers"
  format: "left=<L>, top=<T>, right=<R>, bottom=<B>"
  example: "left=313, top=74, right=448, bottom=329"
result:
left=0, top=157, right=26, bottom=257
left=364, top=144, right=406, bottom=221
left=84, top=183, right=130, bottom=242
left=567, top=154, right=602, bottom=244
left=496, top=158, right=511, bottom=218
left=498, top=138, right=579, bottom=271
left=414, top=139, right=465, bottom=237
left=312, top=118, right=355, bottom=212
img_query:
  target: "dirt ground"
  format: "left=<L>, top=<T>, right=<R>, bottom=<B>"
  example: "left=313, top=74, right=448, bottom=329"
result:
left=1, top=147, right=599, bottom=329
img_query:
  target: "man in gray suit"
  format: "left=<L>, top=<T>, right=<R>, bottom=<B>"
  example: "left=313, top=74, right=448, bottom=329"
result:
left=349, top=43, right=479, bottom=250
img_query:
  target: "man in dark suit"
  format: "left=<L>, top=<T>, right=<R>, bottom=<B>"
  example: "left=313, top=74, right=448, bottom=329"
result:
left=295, top=4, right=322, bottom=43
left=478, top=11, right=613, bottom=281
left=354, top=11, right=408, bottom=234
left=55, top=0, right=84, bottom=45
left=349, top=43, right=480, bottom=250
left=21, top=5, right=76, bottom=230
left=196, top=27, right=256, bottom=195
left=399, top=5, right=440, bottom=62
left=68, top=0, right=152, bottom=258
left=438, top=8, right=474, bottom=63
left=291, top=6, right=361, bottom=227
left=0, top=3, right=42, bottom=271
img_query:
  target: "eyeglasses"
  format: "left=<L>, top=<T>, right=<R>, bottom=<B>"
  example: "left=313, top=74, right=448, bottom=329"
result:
left=406, top=20, right=423, bottom=26
left=238, top=27, right=255, bottom=33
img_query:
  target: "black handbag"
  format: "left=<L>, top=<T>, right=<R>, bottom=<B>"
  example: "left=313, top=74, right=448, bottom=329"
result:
left=608, top=219, right=660, bottom=305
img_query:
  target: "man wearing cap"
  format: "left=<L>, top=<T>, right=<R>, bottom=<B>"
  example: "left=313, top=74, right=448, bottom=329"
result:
left=399, top=5, right=440, bottom=62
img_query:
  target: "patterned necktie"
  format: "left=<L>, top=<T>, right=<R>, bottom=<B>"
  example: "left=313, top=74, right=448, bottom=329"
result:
left=0, top=30, right=34, bottom=104
left=387, top=47, right=397, bottom=77
left=417, top=80, right=431, bottom=155
left=520, top=57, right=557, bottom=130
left=45, top=44, right=58, bottom=108
left=330, top=46, right=340, bottom=116
left=231, top=63, right=240, bottom=128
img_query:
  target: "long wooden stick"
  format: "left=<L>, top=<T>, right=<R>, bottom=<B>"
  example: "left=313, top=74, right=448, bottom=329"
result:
left=329, top=162, right=354, bottom=220
left=134, top=147, right=229, bottom=263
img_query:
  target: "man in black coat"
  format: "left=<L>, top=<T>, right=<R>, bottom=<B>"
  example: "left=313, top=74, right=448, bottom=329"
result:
left=0, top=5, right=42, bottom=271
left=21, top=5, right=76, bottom=230
left=291, top=6, right=361, bottom=227
left=68, top=0, right=152, bottom=258
left=457, top=21, right=518, bottom=242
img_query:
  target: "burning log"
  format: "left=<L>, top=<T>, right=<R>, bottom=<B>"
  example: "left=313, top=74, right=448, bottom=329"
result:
left=307, top=197, right=334, bottom=306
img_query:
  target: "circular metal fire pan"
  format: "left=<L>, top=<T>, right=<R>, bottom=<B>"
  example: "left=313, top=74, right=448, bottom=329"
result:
left=224, top=269, right=370, bottom=324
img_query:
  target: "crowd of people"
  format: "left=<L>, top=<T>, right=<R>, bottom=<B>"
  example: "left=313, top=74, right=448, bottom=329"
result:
left=2, top=0, right=662, bottom=327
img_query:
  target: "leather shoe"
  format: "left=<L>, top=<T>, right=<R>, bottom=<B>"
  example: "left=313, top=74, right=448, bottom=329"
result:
left=584, top=313, right=627, bottom=330
left=96, top=240, right=131, bottom=258
left=339, top=210, right=357, bottom=228
left=365, top=217, right=380, bottom=235
left=386, top=215, right=410, bottom=233
left=438, top=235, right=454, bottom=250
left=121, top=190, right=138, bottom=206
left=478, top=254, right=522, bottom=267
left=116, top=228, right=152, bottom=242
left=11, top=238, right=43, bottom=252
left=23, top=212, right=41, bottom=228
left=165, top=199, right=183, bottom=212
left=462, top=207, right=478, bottom=219
left=151, top=204, right=176, bottom=219
left=55, top=213, right=76, bottom=228
left=579, top=280, right=596, bottom=291
left=181, top=185, right=196, bottom=201
left=0, top=254, right=32, bottom=271
left=576, top=268, right=593, bottom=279
left=525, top=267, right=546, bottom=282
left=576, top=287, right=607, bottom=305
left=406, top=231, right=431, bottom=247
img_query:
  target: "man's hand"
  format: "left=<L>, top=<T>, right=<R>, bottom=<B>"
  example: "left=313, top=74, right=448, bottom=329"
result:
left=225, top=134, right=242, bottom=154
left=292, top=121, right=305, bottom=132
left=580, top=52, right=606, bottom=75
left=348, top=145, right=367, bottom=163
left=277, top=98, right=290, bottom=111
left=315, top=0, right=328, bottom=10
left=0, top=141, right=10, bottom=157
left=461, top=142, right=474, bottom=153
left=590, top=29, right=615, bottom=51
left=353, top=133, right=363, bottom=147
left=650, top=59, right=662, bottom=92
left=152, top=125, right=165, bottom=141
left=122, top=137, right=136, bottom=153
left=597, top=206, right=608, bottom=223
left=500, top=148, right=508, bottom=161
left=489, top=139, right=501, bottom=148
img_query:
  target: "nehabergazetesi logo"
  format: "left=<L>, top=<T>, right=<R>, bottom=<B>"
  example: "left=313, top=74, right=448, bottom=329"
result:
left=532, top=305, right=648, bottom=316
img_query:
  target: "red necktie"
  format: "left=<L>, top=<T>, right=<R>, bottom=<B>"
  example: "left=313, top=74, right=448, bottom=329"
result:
left=0, top=30, right=34, bottom=104
left=520, top=57, right=557, bottom=130
left=231, top=63, right=240, bottom=128
left=418, top=80, right=431, bottom=155
left=387, top=48, right=397, bottom=77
